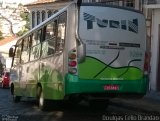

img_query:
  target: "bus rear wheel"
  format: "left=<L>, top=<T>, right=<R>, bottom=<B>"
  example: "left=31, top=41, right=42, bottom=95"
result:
left=37, top=86, right=48, bottom=111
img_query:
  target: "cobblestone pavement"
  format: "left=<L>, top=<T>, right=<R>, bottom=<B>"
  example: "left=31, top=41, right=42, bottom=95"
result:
left=0, top=88, right=160, bottom=121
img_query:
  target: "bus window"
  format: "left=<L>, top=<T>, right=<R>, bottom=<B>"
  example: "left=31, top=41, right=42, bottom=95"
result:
left=45, top=23, right=54, bottom=40
left=21, top=37, right=30, bottom=63
left=30, top=30, right=42, bottom=61
left=13, top=40, right=23, bottom=66
left=56, top=12, right=66, bottom=53
left=42, top=20, right=57, bottom=57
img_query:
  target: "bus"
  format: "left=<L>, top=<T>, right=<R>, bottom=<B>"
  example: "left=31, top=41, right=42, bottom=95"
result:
left=9, top=0, right=149, bottom=110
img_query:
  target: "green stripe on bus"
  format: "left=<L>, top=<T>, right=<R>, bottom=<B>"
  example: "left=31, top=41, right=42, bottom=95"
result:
left=78, top=57, right=143, bottom=80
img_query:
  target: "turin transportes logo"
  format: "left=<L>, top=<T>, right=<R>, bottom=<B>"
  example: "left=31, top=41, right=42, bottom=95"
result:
left=83, top=12, right=138, bottom=34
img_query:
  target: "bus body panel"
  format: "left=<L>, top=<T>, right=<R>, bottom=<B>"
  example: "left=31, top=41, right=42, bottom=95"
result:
left=25, top=61, right=39, bottom=97
left=10, top=67, right=22, bottom=96
left=39, top=54, right=64, bottom=100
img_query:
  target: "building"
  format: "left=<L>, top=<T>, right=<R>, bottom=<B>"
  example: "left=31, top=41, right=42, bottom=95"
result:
left=25, top=0, right=70, bottom=29
left=0, top=1, right=27, bottom=37
left=144, top=0, right=160, bottom=92
left=0, top=0, right=36, bottom=72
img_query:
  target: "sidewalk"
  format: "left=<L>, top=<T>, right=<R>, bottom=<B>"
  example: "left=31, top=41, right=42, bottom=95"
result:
left=144, top=91, right=160, bottom=102
left=110, top=91, right=160, bottom=114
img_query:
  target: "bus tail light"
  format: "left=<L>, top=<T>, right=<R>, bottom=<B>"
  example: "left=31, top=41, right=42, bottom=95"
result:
left=68, top=48, right=77, bottom=74
left=69, top=61, right=77, bottom=67
left=69, top=53, right=76, bottom=60
left=144, top=52, right=151, bottom=74
left=69, top=68, right=77, bottom=74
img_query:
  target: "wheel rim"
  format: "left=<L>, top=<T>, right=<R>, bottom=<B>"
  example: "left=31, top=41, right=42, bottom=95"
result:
left=39, top=92, right=44, bottom=107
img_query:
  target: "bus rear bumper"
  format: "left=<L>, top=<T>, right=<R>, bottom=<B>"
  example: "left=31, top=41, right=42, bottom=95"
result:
left=65, top=74, right=149, bottom=97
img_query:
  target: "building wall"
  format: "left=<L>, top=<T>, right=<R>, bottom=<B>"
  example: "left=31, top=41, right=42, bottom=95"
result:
left=149, top=9, right=160, bottom=91
left=27, top=1, right=69, bottom=28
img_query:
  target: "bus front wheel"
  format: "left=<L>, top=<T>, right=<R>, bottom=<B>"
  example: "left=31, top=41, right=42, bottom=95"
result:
left=11, top=85, right=21, bottom=103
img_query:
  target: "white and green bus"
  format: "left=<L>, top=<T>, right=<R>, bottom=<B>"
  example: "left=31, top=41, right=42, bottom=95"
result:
left=9, top=0, right=149, bottom=110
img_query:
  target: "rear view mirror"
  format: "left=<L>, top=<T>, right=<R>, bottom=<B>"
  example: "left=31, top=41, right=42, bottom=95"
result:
left=9, top=47, right=14, bottom=57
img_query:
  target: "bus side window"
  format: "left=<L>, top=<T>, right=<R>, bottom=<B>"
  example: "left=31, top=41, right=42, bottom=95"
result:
left=13, top=40, right=23, bottom=66
left=47, top=20, right=57, bottom=55
left=42, top=20, right=57, bottom=57
left=56, top=12, right=66, bottom=53
left=28, top=35, right=32, bottom=61
left=21, top=37, right=30, bottom=63
left=30, top=30, right=42, bottom=61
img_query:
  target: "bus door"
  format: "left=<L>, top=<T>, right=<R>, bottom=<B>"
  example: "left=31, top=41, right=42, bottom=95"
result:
left=12, top=39, right=24, bottom=95
left=20, top=37, right=31, bottom=95
left=26, top=32, right=42, bottom=97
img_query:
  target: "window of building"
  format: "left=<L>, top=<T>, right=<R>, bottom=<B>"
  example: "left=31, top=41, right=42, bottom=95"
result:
left=125, top=0, right=134, bottom=8
left=42, top=10, right=46, bottom=22
left=53, top=10, right=58, bottom=14
left=32, top=11, right=35, bottom=28
left=48, top=10, right=52, bottom=18
left=37, top=11, right=40, bottom=25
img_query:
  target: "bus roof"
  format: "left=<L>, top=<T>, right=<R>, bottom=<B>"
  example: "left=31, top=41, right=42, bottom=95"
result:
left=81, top=3, right=143, bottom=14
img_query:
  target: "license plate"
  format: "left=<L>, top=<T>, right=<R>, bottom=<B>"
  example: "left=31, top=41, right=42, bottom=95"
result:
left=104, top=85, right=119, bottom=90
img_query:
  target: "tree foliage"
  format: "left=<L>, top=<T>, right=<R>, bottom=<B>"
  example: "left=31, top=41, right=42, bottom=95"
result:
left=17, top=11, right=30, bottom=36
left=0, top=31, right=4, bottom=40
left=20, top=12, right=30, bottom=22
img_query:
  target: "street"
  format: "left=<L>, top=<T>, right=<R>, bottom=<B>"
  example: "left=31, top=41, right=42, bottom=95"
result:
left=0, top=88, right=160, bottom=121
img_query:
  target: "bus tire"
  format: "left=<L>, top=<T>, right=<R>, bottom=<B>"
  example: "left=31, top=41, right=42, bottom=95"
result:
left=37, top=86, right=48, bottom=111
left=11, top=85, right=21, bottom=103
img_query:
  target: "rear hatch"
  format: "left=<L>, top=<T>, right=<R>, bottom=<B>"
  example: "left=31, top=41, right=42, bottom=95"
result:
left=78, top=4, right=146, bottom=81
